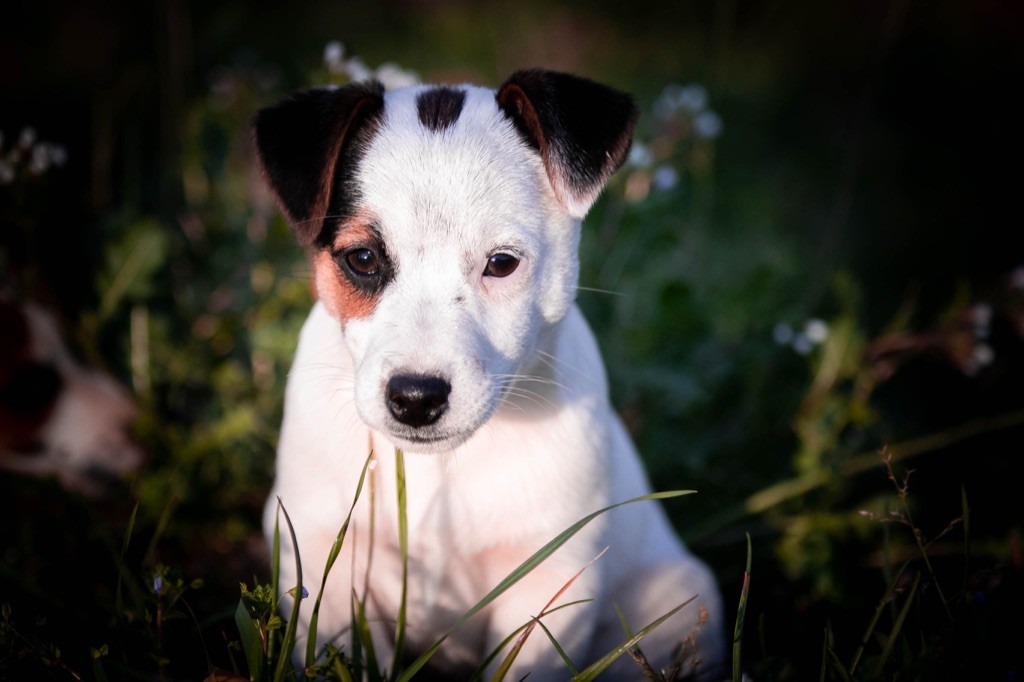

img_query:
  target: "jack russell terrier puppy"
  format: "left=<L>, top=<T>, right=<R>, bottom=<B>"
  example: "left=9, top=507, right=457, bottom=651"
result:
left=254, top=69, right=724, bottom=679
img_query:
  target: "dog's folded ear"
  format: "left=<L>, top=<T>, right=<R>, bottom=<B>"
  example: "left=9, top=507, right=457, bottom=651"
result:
left=253, top=82, right=385, bottom=246
left=497, top=69, right=638, bottom=218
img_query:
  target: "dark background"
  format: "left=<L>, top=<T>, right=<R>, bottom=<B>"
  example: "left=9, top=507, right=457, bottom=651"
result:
left=2, top=1, right=1023, bottom=679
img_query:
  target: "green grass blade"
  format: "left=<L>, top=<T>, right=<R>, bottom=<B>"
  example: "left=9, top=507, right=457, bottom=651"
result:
left=818, top=626, right=827, bottom=682
left=491, top=548, right=604, bottom=681
left=273, top=499, right=304, bottom=682
left=353, top=590, right=382, bottom=682
left=235, top=598, right=265, bottom=680
left=961, top=484, right=971, bottom=595
left=269, top=509, right=281, bottom=661
left=826, top=645, right=851, bottom=682
left=306, top=451, right=374, bottom=667
left=397, top=490, right=693, bottom=682
left=849, top=559, right=910, bottom=676
left=871, top=571, right=920, bottom=678
left=349, top=590, right=363, bottom=681
left=535, top=618, right=579, bottom=675
left=114, top=501, right=139, bottom=621
left=471, top=601, right=591, bottom=682
left=568, top=596, right=695, bottom=682
left=391, top=448, right=409, bottom=681
left=733, top=532, right=752, bottom=682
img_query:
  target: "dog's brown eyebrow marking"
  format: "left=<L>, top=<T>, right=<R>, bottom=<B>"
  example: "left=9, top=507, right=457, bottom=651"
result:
left=313, top=216, right=388, bottom=322
left=416, top=87, right=466, bottom=132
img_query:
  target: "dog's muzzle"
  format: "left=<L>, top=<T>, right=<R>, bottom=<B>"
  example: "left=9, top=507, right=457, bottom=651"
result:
left=386, top=374, right=451, bottom=428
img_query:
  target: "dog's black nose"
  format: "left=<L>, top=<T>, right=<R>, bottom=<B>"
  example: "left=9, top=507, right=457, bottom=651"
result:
left=386, top=374, right=451, bottom=427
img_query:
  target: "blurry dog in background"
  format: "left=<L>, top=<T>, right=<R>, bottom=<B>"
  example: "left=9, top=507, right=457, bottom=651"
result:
left=0, top=298, right=142, bottom=496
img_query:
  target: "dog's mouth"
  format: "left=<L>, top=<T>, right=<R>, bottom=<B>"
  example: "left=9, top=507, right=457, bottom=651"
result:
left=384, top=426, right=473, bottom=454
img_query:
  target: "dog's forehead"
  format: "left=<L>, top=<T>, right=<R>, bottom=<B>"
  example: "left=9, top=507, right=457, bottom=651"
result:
left=355, top=85, right=546, bottom=242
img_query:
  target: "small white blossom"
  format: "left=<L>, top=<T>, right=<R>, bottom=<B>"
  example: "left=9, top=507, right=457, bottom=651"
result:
left=323, top=41, right=345, bottom=74
left=28, top=146, right=49, bottom=175
left=773, top=322, right=794, bottom=345
left=628, top=141, right=654, bottom=169
left=48, top=144, right=68, bottom=167
left=344, top=57, right=373, bottom=82
left=653, top=86, right=681, bottom=120
left=651, top=164, right=679, bottom=191
left=693, top=110, right=723, bottom=140
left=1010, top=266, right=1024, bottom=291
left=0, top=161, right=14, bottom=185
left=676, top=84, right=708, bottom=113
left=968, top=303, right=992, bottom=340
left=792, top=333, right=814, bottom=355
left=971, top=344, right=994, bottom=369
left=804, top=318, right=829, bottom=344
left=18, top=127, right=37, bottom=150
left=375, top=62, right=419, bottom=90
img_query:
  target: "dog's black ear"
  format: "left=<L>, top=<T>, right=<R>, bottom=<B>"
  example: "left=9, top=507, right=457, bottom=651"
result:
left=497, top=69, right=638, bottom=218
left=253, top=82, right=385, bottom=246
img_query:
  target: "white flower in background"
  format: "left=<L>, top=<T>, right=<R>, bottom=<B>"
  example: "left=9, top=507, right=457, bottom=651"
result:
left=651, top=164, right=679, bottom=191
left=628, top=141, right=654, bottom=169
left=48, top=144, right=68, bottom=167
left=343, top=56, right=373, bottom=83
left=374, top=62, right=419, bottom=90
left=803, top=318, right=829, bottom=344
left=319, top=41, right=419, bottom=89
left=693, top=110, right=723, bottom=140
left=971, top=343, right=994, bottom=370
left=0, top=128, right=68, bottom=183
left=969, top=303, right=992, bottom=339
left=773, top=322, right=794, bottom=345
left=28, top=145, right=49, bottom=176
left=653, top=84, right=681, bottom=120
left=676, top=83, right=708, bottom=113
left=18, top=127, right=37, bottom=150
left=323, top=40, right=345, bottom=74
left=652, top=82, right=723, bottom=139
left=792, top=333, right=814, bottom=355
left=775, top=319, right=828, bottom=354
left=1010, top=266, right=1024, bottom=291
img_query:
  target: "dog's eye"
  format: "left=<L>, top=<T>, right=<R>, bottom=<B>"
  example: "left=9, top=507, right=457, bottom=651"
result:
left=483, top=253, right=520, bottom=278
left=343, top=248, right=379, bottom=277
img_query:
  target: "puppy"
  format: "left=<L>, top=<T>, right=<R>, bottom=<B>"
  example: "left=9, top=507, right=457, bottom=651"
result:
left=255, top=69, right=724, bottom=679
left=0, top=298, right=142, bottom=495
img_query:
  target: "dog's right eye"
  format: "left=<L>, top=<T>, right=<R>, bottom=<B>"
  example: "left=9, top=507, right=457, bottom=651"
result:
left=342, top=248, right=379, bottom=277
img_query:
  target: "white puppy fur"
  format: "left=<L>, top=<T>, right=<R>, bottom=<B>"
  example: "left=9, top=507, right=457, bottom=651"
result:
left=256, top=71, right=724, bottom=679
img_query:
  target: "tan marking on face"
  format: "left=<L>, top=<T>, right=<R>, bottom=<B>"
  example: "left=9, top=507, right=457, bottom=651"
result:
left=313, top=219, right=382, bottom=321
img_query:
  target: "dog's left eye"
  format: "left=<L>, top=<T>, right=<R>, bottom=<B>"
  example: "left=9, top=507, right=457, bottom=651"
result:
left=343, top=248, right=379, bottom=277
left=483, top=253, right=520, bottom=278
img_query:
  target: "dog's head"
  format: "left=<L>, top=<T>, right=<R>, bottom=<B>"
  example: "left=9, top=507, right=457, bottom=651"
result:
left=254, top=69, right=636, bottom=452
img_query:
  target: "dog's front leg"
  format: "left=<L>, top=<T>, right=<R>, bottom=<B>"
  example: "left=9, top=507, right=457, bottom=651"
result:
left=483, top=555, right=600, bottom=682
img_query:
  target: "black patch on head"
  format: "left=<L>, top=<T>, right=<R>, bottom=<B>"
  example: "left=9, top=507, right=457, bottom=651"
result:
left=253, top=82, right=385, bottom=246
left=496, top=69, right=638, bottom=212
left=416, top=87, right=466, bottom=132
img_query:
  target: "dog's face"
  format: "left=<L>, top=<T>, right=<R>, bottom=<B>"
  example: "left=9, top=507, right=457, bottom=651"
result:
left=254, top=70, right=636, bottom=452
